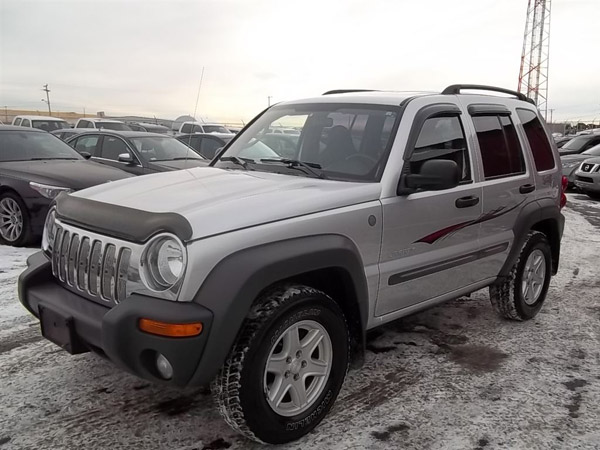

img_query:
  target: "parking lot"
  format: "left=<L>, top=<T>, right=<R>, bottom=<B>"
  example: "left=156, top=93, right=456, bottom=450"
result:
left=0, top=193, right=598, bottom=450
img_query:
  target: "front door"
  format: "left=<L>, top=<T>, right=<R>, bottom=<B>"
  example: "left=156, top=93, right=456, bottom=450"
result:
left=376, top=104, right=484, bottom=317
left=97, top=135, right=146, bottom=176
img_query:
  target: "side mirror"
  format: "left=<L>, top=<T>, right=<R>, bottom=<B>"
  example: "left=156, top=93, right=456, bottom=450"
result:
left=79, top=151, right=92, bottom=160
left=401, top=159, right=460, bottom=193
left=118, top=153, right=135, bottom=164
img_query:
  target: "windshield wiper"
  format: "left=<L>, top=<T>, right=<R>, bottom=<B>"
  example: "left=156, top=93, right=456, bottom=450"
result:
left=259, top=158, right=327, bottom=179
left=220, top=156, right=253, bottom=170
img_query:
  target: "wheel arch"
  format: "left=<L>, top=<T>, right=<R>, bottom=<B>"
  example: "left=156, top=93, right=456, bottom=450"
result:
left=187, top=234, right=369, bottom=387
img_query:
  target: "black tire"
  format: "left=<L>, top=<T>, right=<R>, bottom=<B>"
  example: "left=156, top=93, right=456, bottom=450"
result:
left=0, top=191, right=32, bottom=247
left=211, top=284, right=349, bottom=444
left=489, top=231, right=552, bottom=321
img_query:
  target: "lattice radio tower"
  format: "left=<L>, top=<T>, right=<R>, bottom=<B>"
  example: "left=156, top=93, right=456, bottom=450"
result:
left=518, top=0, right=552, bottom=120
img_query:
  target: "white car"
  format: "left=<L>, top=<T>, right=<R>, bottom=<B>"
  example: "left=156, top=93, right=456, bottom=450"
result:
left=177, top=121, right=232, bottom=134
left=75, top=118, right=132, bottom=131
left=11, top=115, right=71, bottom=132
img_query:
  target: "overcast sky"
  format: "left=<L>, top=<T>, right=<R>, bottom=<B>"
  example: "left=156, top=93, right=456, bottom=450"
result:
left=0, top=0, right=598, bottom=124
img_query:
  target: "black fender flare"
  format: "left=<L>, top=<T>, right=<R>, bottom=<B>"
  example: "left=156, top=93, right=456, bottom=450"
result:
left=498, top=198, right=564, bottom=278
left=187, top=234, right=368, bottom=386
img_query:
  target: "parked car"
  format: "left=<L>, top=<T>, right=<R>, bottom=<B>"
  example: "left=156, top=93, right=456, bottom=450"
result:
left=75, top=118, right=132, bottom=131
left=258, top=133, right=299, bottom=158
left=126, top=122, right=170, bottom=134
left=66, top=130, right=208, bottom=175
left=268, top=127, right=301, bottom=136
left=176, top=121, right=232, bottom=134
left=227, top=126, right=242, bottom=134
left=561, top=143, right=600, bottom=187
left=51, top=128, right=88, bottom=141
left=0, top=126, right=132, bottom=246
left=574, top=157, right=600, bottom=199
left=176, top=133, right=233, bottom=159
left=559, top=134, right=600, bottom=155
left=19, top=84, right=565, bottom=444
left=554, top=135, right=574, bottom=148
left=11, top=115, right=70, bottom=132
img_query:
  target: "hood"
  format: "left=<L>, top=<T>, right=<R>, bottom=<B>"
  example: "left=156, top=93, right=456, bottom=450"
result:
left=75, top=168, right=381, bottom=240
left=561, top=154, right=590, bottom=164
left=148, top=159, right=209, bottom=171
left=578, top=156, right=600, bottom=165
left=0, top=159, right=133, bottom=190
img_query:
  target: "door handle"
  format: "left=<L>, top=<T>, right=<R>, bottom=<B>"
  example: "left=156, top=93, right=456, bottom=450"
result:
left=519, top=184, right=535, bottom=194
left=455, top=195, right=480, bottom=208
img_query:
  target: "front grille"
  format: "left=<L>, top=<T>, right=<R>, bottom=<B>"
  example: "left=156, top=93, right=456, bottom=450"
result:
left=51, top=224, right=132, bottom=304
left=581, top=163, right=595, bottom=173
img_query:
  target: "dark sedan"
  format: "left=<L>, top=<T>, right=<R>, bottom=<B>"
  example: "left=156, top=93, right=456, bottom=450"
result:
left=67, top=130, right=208, bottom=175
left=51, top=128, right=87, bottom=141
left=559, top=134, right=600, bottom=156
left=561, top=143, right=600, bottom=187
left=0, top=126, right=132, bottom=246
left=176, top=133, right=234, bottom=159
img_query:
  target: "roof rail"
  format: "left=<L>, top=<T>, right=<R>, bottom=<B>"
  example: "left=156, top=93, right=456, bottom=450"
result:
left=322, top=89, right=378, bottom=95
left=441, top=84, right=535, bottom=105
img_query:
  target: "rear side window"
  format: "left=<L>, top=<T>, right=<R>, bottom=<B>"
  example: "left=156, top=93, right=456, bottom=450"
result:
left=181, top=123, right=193, bottom=133
left=22, top=119, right=31, bottom=127
left=410, top=115, right=471, bottom=183
left=517, top=109, right=555, bottom=171
left=473, top=115, right=526, bottom=179
left=14, top=118, right=22, bottom=126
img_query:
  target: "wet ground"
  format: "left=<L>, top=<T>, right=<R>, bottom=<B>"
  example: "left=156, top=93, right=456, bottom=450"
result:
left=0, top=194, right=599, bottom=449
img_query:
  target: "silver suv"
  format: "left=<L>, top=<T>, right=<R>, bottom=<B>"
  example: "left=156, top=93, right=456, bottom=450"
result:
left=19, top=85, right=566, bottom=444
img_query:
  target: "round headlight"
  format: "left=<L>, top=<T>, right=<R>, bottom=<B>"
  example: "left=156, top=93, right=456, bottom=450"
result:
left=42, top=208, right=57, bottom=252
left=141, top=235, right=186, bottom=291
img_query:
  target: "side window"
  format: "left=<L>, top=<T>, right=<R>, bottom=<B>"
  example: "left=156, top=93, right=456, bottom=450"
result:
left=100, top=136, right=130, bottom=161
left=74, top=135, right=99, bottom=154
left=14, top=118, right=22, bottom=126
left=87, top=121, right=96, bottom=128
left=21, top=119, right=31, bottom=127
left=200, top=137, right=223, bottom=159
left=585, top=137, right=600, bottom=151
left=516, top=109, right=555, bottom=171
left=192, top=125, right=204, bottom=133
left=473, top=115, right=526, bottom=179
left=181, top=123, right=193, bottom=133
left=410, top=115, right=471, bottom=183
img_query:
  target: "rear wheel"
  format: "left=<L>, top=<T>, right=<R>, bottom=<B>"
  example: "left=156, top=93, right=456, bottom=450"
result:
left=490, top=231, right=552, bottom=321
left=211, top=284, right=349, bottom=444
left=0, top=192, right=31, bottom=247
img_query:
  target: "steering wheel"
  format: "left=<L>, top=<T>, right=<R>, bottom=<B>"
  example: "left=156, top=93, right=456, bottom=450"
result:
left=345, top=153, right=377, bottom=165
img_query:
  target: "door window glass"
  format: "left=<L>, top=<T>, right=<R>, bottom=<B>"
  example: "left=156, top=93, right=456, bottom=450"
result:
left=473, top=115, right=526, bottom=179
left=73, top=135, right=99, bottom=154
left=410, top=116, right=471, bottom=182
left=100, top=136, right=129, bottom=161
left=14, top=118, right=22, bottom=126
left=21, top=119, right=31, bottom=127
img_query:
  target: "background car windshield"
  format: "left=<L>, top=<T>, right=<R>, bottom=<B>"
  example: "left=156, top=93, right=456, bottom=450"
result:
left=130, top=136, right=204, bottom=161
left=0, top=131, right=83, bottom=161
left=203, top=125, right=230, bottom=133
left=215, top=104, right=399, bottom=182
left=97, top=122, right=132, bottom=131
left=560, top=136, right=589, bottom=152
left=31, top=120, right=70, bottom=131
left=582, top=144, right=600, bottom=156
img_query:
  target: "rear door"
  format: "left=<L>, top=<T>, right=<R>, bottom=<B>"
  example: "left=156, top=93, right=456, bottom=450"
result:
left=463, top=103, right=535, bottom=278
left=377, top=101, right=484, bottom=316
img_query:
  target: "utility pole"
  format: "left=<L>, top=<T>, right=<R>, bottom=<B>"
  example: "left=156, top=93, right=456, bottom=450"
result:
left=549, top=108, right=554, bottom=124
left=267, top=96, right=273, bottom=107
left=42, top=84, right=52, bottom=115
left=3, top=106, right=7, bottom=124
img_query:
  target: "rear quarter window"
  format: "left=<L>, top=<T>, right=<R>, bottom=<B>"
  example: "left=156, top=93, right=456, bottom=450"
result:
left=516, top=109, right=555, bottom=171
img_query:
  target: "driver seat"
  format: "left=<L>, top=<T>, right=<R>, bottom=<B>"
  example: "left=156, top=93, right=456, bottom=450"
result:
left=320, top=125, right=356, bottom=167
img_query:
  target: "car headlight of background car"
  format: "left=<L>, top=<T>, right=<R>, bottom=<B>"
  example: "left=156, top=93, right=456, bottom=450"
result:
left=41, top=207, right=57, bottom=253
left=561, top=161, right=580, bottom=169
left=30, top=182, right=73, bottom=199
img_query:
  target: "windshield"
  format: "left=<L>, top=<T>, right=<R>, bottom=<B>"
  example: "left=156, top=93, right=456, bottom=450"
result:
left=560, top=136, right=591, bottom=152
left=203, top=125, right=230, bottom=133
left=582, top=144, right=600, bottom=156
left=32, top=120, right=70, bottom=131
left=130, top=136, right=204, bottom=161
left=0, top=131, right=83, bottom=161
left=214, top=104, right=399, bottom=182
left=96, top=122, right=132, bottom=131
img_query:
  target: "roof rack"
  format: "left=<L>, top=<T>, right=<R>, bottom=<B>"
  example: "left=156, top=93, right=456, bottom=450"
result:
left=322, top=89, right=378, bottom=95
left=441, top=84, right=535, bottom=105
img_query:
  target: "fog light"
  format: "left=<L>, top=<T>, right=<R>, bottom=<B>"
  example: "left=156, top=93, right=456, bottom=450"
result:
left=156, top=353, right=173, bottom=380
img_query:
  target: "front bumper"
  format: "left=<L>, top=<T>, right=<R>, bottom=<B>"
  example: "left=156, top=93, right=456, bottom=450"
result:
left=574, top=174, right=600, bottom=193
left=19, top=251, right=214, bottom=387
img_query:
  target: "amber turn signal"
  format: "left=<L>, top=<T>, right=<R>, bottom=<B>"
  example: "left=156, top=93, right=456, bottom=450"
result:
left=138, top=319, right=203, bottom=337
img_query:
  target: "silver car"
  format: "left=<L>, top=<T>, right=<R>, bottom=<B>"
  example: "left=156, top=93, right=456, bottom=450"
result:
left=19, top=84, right=565, bottom=444
left=574, top=156, right=600, bottom=199
left=561, top=143, right=600, bottom=187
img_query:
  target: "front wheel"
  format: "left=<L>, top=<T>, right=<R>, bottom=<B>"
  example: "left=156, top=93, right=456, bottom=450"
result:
left=211, top=284, right=349, bottom=444
left=490, top=231, right=552, bottom=321
left=0, top=192, right=31, bottom=247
